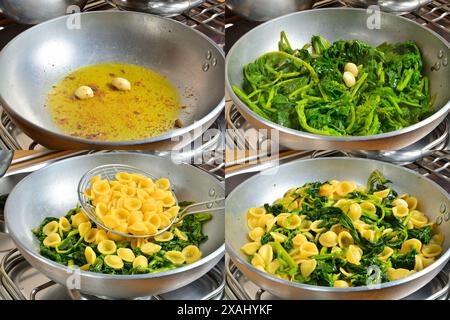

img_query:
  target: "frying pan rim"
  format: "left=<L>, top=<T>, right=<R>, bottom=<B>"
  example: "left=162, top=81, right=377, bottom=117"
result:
left=225, top=156, right=450, bottom=293
left=0, top=10, right=225, bottom=146
left=4, top=152, right=225, bottom=280
left=225, top=7, right=450, bottom=143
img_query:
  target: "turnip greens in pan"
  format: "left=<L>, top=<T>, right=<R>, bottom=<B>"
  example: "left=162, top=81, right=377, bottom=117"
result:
left=232, top=32, right=434, bottom=136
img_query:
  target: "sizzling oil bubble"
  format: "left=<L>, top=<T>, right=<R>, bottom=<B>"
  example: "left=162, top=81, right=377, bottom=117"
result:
left=47, top=63, right=181, bottom=141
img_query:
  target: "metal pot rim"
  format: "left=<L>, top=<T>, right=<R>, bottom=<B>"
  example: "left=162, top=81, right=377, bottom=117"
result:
left=225, top=156, right=450, bottom=293
left=0, top=10, right=225, bottom=147
left=5, top=152, right=225, bottom=280
left=225, top=8, right=450, bottom=144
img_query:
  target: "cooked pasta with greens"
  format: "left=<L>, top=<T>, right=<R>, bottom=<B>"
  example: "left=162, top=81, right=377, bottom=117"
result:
left=241, top=171, right=443, bottom=287
left=32, top=201, right=210, bottom=275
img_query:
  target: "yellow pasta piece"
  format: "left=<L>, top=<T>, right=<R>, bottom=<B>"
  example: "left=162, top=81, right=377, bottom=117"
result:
left=334, top=280, right=349, bottom=288
left=401, top=238, right=422, bottom=254
left=346, top=245, right=362, bottom=265
left=162, top=194, right=176, bottom=207
left=266, top=259, right=280, bottom=274
left=299, top=242, right=319, bottom=258
left=43, top=233, right=61, bottom=247
left=347, top=203, right=362, bottom=221
left=174, top=228, right=188, bottom=241
left=248, top=227, right=265, bottom=241
left=154, top=231, right=174, bottom=242
left=410, top=211, right=428, bottom=228
left=105, top=255, right=124, bottom=269
left=97, top=240, right=117, bottom=255
left=92, top=180, right=111, bottom=196
left=151, top=189, right=167, bottom=200
left=102, top=215, right=120, bottom=229
left=373, top=188, right=390, bottom=198
left=387, top=268, right=412, bottom=281
left=247, top=207, right=266, bottom=219
left=292, top=234, right=308, bottom=247
left=95, top=229, right=109, bottom=244
left=405, top=197, right=418, bottom=210
left=361, top=229, right=375, bottom=242
left=84, top=228, right=98, bottom=243
left=123, top=198, right=142, bottom=212
left=284, top=214, right=302, bottom=230
left=136, top=189, right=151, bottom=201
left=117, top=248, right=135, bottom=263
left=319, top=183, right=334, bottom=197
left=319, top=231, right=338, bottom=247
left=141, top=243, right=162, bottom=255
left=335, top=181, right=356, bottom=197
left=360, top=202, right=376, bottom=215
left=127, top=211, right=143, bottom=225
left=182, top=245, right=202, bottom=264
left=431, top=233, right=444, bottom=245
left=116, top=172, right=131, bottom=183
left=421, top=244, right=442, bottom=258
left=392, top=198, right=408, bottom=208
left=113, top=208, right=129, bottom=221
left=43, top=221, right=59, bottom=236
left=300, top=259, right=317, bottom=277
left=166, top=206, right=180, bottom=218
left=159, top=213, right=172, bottom=229
left=165, top=251, right=185, bottom=265
left=71, top=211, right=90, bottom=228
left=128, top=222, right=148, bottom=235
left=155, top=178, right=171, bottom=190
left=143, top=222, right=158, bottom=235
left=138, top=177, right=154, bottom=189
left=310, top=220, right=325, bottom=233
left=121, top=185, right=136, bottom=198
left=85, top=246, right=96, bottom=265
left=241, top=242, right=261, bottom=256
left=78, top=221, right=92, bottom=238
left=270, top=232, right=287, bottom=243
left=378, top=246, right=394, bottom=262
left=258, top=244, right=273, bottom=266
left=251, top=253, right=265, bottom=268
left=58, top=217, right=71, bottom=232
left=133, top=255, right=149, bottom=269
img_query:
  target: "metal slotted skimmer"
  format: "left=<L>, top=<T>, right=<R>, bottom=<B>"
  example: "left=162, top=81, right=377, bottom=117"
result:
left=77, top=164, right=224, bottom=239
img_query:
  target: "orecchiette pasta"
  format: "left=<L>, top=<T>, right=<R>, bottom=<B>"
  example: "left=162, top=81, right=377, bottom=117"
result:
left=83, top=172, right=178, bottom=236
left=240, top=172, right=444, bottom=287
left=34, top=200, right=210, bottom=275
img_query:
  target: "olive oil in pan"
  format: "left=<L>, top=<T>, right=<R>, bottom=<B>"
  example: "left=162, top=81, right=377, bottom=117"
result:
left=47, top=63, right=181, bottom=141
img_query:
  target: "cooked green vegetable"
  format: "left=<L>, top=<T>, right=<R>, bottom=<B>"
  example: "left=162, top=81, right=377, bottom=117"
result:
left=32, top=203, right=211, bottom=275
left=233, top=32, right=433, bottom=136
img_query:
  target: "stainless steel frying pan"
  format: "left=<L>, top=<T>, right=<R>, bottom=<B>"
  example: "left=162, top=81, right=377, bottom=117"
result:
left=4, top=152, right=224, bottom=299
left=226, top=157, right=450, bottom=299
left=226, top=8, right=450, bottom=150
left=0, top=11, right=224, bottom=150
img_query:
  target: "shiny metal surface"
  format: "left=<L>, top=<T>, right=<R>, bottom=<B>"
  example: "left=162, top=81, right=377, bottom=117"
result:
left=226, top=8, right=450, bottom=150
left=109, top=0, right=205, bottom=16
left=0, top=151, right=12, bottom=177
left=0, top=0, right=88, bottom=24
left=226, top=157, right=450, bottom=299
left=0, top=11, right=225, bottom=150
left=349, top=119, right=449, bottom=163
left=226, top=0, right=315, bottom=21
left=344, top=0, right=432, bottom=13
left=4, top=153, right=225, bottom=299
